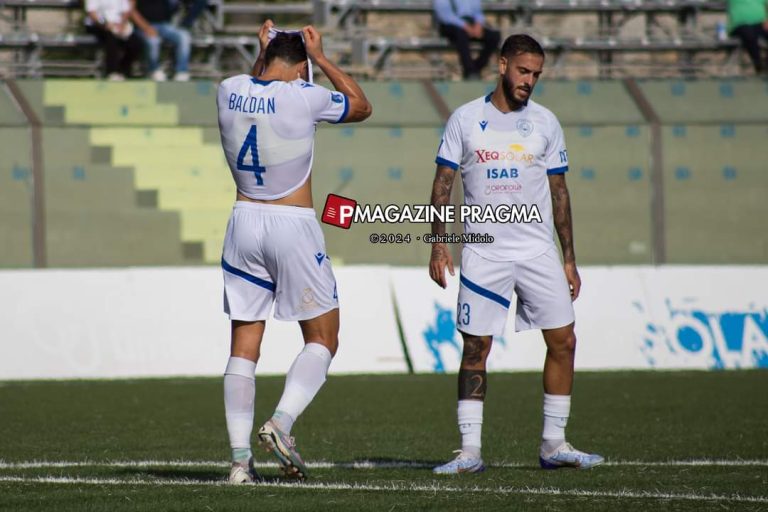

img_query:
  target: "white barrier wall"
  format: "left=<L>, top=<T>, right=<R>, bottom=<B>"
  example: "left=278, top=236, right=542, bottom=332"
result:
left=391, top=266, right=768, bottom=372
left=0, top=266, right=407, bottom=379
left=1, top=266, right=766, bottom=379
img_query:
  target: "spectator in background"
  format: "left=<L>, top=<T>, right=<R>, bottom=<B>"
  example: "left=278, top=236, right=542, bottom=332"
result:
left=434, top=0, right=501, bottom=79
left=728, top=0, right=768, bottom=73
left=85, top=0, right=143, bottom=80
left=178, top=0, right=209, bottom=30
left=131, top=0, right=191, bottom=81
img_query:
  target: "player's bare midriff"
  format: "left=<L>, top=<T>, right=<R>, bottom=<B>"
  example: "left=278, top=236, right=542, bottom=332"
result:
left=235, top=175, right=314, bottom=209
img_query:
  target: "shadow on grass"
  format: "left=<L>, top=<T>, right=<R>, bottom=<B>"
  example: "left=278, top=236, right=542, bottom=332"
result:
left=115, top=467, right=283, bottom=484
left=349, top=456, right=543, bottom=472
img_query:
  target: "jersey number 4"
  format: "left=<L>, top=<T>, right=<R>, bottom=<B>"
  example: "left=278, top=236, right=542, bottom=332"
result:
left=237, top=125, right=266, bottom=186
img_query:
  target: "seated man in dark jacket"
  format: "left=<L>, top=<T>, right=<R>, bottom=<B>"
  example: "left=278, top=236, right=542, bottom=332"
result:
left=434, top=0, right=501, bottom=79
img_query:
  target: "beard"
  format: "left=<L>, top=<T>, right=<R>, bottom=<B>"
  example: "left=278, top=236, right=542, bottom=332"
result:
left=502, top=73, right=531, bottom=110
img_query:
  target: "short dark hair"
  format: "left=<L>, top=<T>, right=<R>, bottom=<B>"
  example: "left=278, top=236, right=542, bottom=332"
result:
left=500, top=34, right=545, bottom=59
left=264, top=32, right=307, bottom=66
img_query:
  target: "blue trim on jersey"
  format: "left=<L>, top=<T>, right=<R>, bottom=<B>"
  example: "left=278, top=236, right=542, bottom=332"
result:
left=221, top=258, right=276, bottom=292
left=547, top=166, right=569, bottom=175
left=331, top=94, right=350, bottom=124
left=484, top=93, right=492, bottom=103
left=460, top=275, right=511, bottom=309
left=251, top=78, right=275, bottom=86
left=435, top=156, right=459, bottom=170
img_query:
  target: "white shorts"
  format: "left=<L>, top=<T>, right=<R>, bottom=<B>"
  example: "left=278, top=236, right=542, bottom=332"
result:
left=457, top=245, right=575, bottom=336
left=221, top=201, right=338, bottom=322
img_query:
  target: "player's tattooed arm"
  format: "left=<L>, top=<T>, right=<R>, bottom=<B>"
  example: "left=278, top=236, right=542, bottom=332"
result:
left=429, top=165, right=456, bottom=288
left=549, top=173, right=575, bottom=264
left=431, top=165, right=455, bottom=237
left=549, top=173, right=581, bottom=299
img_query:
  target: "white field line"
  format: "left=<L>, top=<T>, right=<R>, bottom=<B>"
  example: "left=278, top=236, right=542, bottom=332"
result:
left=1, top=459, right=768, bottom=470
left=0, top=475, right=766, bottom=504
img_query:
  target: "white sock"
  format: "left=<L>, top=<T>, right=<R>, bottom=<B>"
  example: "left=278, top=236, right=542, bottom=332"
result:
left=271, top=410, right=295, bottom=434
left=458, top=399, right=483, bottom=458
left=273, top=342, right=333, bottom=434
left=224, top=356, right=256, bottom=462
left=542, top=393, right=571, bottom=451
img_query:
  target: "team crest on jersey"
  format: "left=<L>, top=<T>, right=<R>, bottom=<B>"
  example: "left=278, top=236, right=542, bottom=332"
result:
left=516, top=119, right=534, bottom=137
left=479, top=120, right=488, bottom=131
left=300, top=287, right=320, bottom=311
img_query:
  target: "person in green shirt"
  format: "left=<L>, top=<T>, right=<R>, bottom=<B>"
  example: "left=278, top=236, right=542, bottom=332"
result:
left=728, top=0, right=768, bottom=73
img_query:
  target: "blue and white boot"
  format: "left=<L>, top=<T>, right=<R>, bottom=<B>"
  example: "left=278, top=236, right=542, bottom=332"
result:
left=433, top=450, right=486, bottom=475
left=539, top=441, right=604, bottom=469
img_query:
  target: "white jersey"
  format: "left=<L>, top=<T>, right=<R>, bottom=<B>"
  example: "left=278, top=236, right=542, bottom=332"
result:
left=436, top=95, right=569, bottom=262
left=84, top=0, right=130, bottom=25
left=217, top=74, right=349, bottom=200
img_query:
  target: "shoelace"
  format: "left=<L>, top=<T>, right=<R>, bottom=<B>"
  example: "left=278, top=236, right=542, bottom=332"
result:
left=556, top=442, right=590, bottom=460
left=450, top=449, right=475, bottom=461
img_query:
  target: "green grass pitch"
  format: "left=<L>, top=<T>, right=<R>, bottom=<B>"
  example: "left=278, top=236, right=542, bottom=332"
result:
left=0, top=371, right=766, bottom=511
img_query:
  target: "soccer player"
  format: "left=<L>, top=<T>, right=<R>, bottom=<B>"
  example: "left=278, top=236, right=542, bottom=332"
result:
left=216, top=20, right=371, bottom=483
left=428, top=34, right=603, bottom=473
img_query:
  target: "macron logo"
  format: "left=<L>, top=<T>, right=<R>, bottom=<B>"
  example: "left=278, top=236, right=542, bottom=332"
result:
left=479, top=120, right=488, bottom=131
left=321, top=193, right=357, bottom=229
left=314, top=252, right=326, bottom=266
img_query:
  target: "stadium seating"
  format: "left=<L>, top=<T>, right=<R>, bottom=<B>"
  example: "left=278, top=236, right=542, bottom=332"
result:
left=89, top=126, right=232, bottom=262
left=356, top=82, right=443, bottom=126
left=0, top=78, right=766, bottom=268
left=41, top=126, right=194, bottom=266
left=639, top=79, right=768, bottom=123
left=661, top=123, right=768, bottom=263
left=156, top=81, right=219, bottom=126
left=564, top=125, right=653, bottom=263
left=313, top=125, right=439, bottom=264
left=0, top=127, right=34, bottom=267
left=0, top=0, right=747, bottom=79
left=0, top=88, right=27, bottom=126
left=435, top=79, right=645, bottom=124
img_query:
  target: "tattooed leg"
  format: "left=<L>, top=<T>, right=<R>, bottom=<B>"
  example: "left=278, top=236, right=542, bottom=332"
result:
left=458, top=369, right=487, bottom=400
left=458, top=334, right=491, bottom=400
left=451, top=333, right=492, bottom=460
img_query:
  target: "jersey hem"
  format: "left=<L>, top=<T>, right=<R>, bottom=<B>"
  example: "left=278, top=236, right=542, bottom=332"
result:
left=275, top=305, right=340, bottom=322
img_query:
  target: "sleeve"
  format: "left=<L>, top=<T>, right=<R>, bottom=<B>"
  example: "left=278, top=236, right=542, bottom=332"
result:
left=435, top=111, right=463, bottom=171
left=85, top=0, right=98, bottom=14
left=434, top=0, right=465, bottom=28
left=301, top=84, right=349, bottom=124
left=472, top=0, right=486, bottom=25
left=545, top=116, right=569, bottom=175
